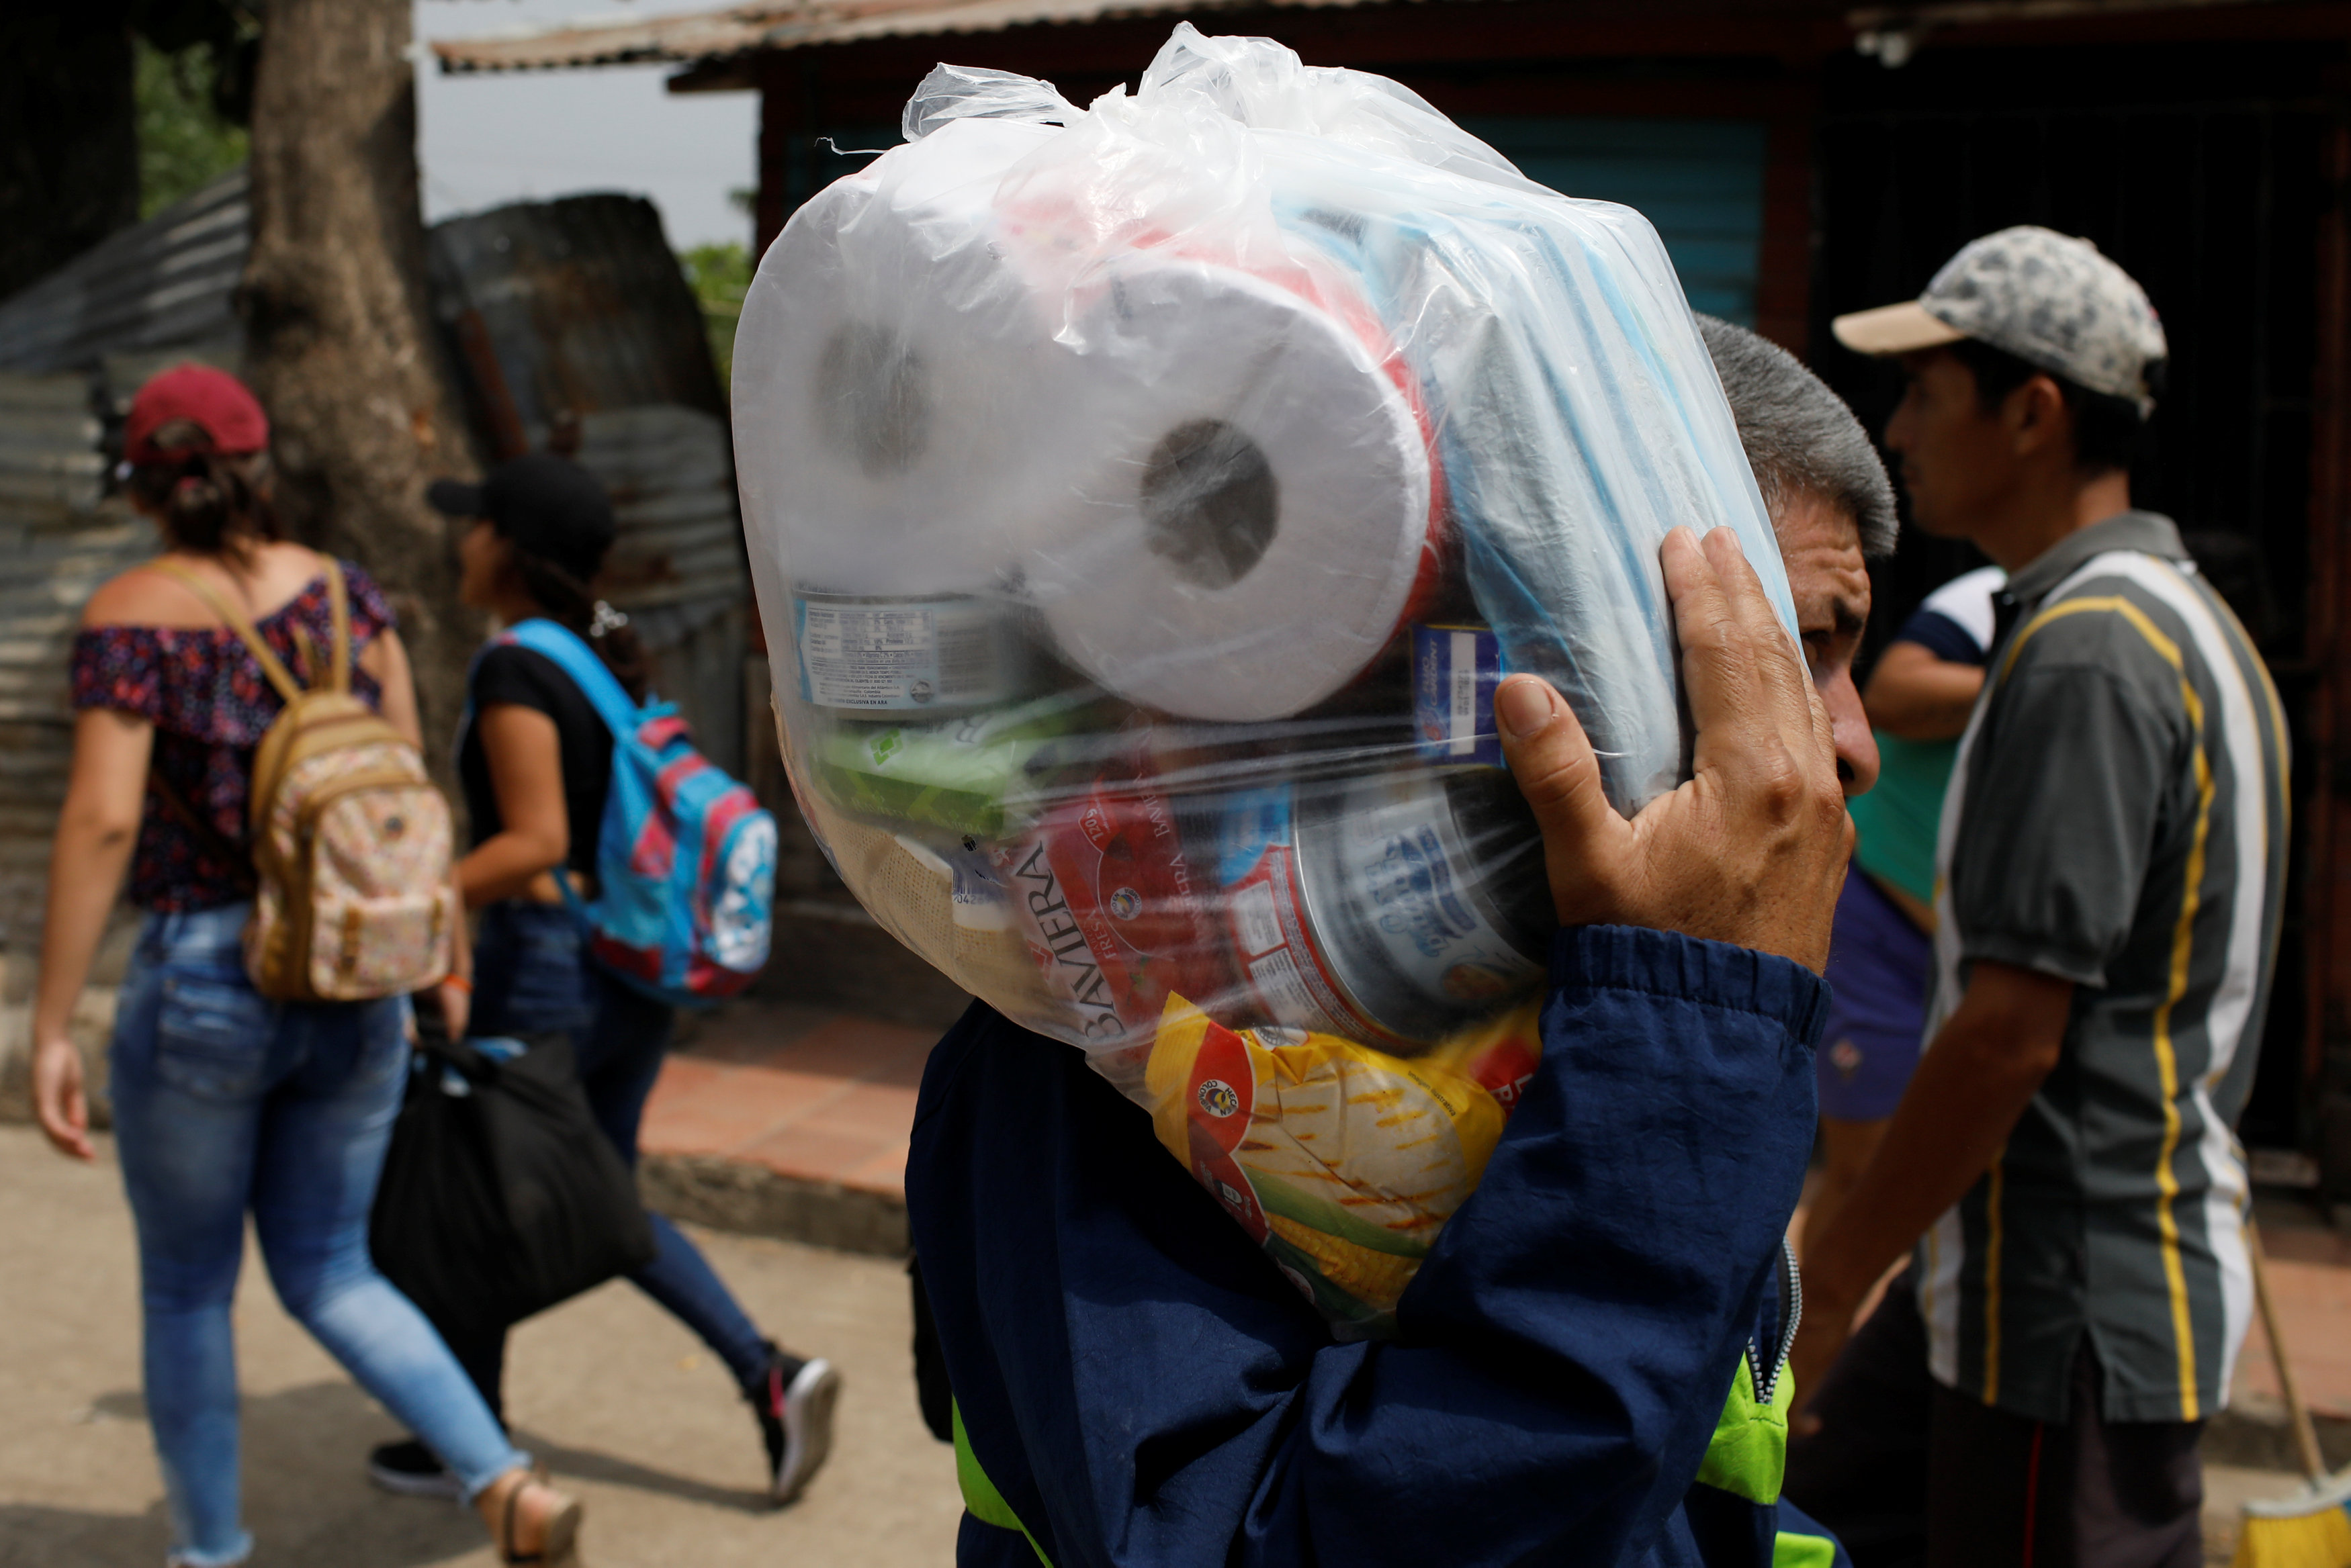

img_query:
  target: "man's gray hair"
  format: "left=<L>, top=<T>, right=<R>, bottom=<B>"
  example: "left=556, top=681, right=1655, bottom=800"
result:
left=1696, top=314, right=1898, bottom=559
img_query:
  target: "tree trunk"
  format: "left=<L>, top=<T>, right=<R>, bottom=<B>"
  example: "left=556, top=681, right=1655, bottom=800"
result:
left=0, top=5, right=138, bottom=301
left=240, top=0, right=480, bottom=774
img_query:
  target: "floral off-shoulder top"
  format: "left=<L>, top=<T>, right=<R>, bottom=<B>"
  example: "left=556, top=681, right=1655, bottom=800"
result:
left=70, top=561, right=397, bottom=912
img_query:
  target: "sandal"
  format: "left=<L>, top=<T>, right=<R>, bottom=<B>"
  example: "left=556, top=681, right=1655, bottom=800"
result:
left=490, top=1472, right=583, bottom=1565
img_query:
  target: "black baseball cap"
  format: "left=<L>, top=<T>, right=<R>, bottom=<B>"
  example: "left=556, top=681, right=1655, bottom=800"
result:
left=428, top=453, right=617, bottom=582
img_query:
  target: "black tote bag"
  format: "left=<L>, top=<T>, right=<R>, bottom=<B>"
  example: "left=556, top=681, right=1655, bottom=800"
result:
left=370, top=1027, right=656, bottom=1345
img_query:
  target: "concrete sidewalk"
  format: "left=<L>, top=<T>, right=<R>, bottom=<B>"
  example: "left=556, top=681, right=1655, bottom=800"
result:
left=0, top=1124, right=963, bottom=1567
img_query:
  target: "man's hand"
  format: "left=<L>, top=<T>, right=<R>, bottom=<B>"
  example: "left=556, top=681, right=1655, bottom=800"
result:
left=1498, top=526, right=1853, bottom=973
left=1787, top=960, right=2074, bottom=1432
left=32, top=1034, right=95, bottom=1162
left=1785, top=1289, right=1861, bottom=1436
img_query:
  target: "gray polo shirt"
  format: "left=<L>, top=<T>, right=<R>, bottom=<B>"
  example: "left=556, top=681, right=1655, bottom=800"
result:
left=1915, top=511, right=2290, bottom=1424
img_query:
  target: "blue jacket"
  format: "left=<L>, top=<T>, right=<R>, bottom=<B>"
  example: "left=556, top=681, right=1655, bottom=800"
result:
left=907, top=924, right=1848, bottom=1566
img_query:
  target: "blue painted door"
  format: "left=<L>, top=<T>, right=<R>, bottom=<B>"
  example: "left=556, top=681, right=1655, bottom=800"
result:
left=1458, top=118, right=1769, bottom=325
left=787, top=116, right=1768, bottom=326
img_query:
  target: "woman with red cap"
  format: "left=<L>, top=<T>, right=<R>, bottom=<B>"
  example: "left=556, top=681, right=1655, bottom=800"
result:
left=29, top=364, right=583, bottom=1567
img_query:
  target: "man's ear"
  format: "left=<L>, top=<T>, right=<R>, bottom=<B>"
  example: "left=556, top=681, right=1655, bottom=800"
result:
left=2006, top=373, right=2073, bottom=463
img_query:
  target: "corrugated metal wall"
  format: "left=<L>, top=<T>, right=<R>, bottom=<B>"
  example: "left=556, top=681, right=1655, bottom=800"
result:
left=0, top=175, right=247, bottom=933
left=0, top=171, right=247, bottom=377
left=427, top=194, right=750, bottom=773
left=427, top=192, right=728, bottom=443
left=0, top=379, right=155, bottom=931
left=0, top=173, right=767, bottom=926
left=572, top=404, right=750, bottom=771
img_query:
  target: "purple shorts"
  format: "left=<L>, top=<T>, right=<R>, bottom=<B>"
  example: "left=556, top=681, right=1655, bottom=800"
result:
left=1816, top=868, right=1932, bottom=1123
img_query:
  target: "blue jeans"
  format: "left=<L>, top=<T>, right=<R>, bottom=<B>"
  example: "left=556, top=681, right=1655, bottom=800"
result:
left=109, top=905, right=527, bottom=1566
left=454, top=901, right=770, bottom=1408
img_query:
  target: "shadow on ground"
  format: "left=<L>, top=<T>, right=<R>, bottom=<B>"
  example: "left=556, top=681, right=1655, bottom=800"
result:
left=0, top=1504, right=177, bottom=1568
left=2, top=1381, right=482, bottom=1567
left=0, top=1380, right=783, bottom=1567
left=519, top=1431, right=775, bottom=1516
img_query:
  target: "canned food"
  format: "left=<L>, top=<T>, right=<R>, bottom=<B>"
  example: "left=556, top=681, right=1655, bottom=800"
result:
left=998, top=759, right=1229, bottom=1055
left=1212, top=768, right=1550, bottom=1049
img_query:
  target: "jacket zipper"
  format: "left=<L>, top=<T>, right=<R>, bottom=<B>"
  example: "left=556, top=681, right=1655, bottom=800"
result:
left=1747, top=1240, right=1803, bottom=1408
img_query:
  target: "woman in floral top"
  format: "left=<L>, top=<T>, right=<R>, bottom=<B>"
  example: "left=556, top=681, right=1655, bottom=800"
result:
left=28, top=365, right=581, bottom=1567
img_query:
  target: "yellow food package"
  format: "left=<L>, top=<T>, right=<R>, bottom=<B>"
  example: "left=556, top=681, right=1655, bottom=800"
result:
left=1146, top=995, right=1543, bottom=1336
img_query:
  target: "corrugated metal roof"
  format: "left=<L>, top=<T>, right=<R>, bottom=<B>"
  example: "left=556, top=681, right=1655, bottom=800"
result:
left=0, top=172, right=247, bottom=377
left=429, top=0, right=1393, bottom=70
left=432, top=5, right=799, bottom=69
left=425, top=0, right=2304, bottom=68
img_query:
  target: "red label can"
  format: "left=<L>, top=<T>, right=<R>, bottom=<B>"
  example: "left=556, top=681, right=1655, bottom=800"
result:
left=1001, top=764, right=1226, bottom=1052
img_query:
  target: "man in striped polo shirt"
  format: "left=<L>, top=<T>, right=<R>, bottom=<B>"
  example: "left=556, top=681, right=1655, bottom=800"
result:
left=1784, top=228, right=2290, bottom=1565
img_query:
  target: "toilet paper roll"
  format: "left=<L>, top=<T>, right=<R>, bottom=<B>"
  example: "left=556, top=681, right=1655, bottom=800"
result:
left=1024, top=261, right=1438, bottom=723
left=733, top=119, right=1073, bottom=602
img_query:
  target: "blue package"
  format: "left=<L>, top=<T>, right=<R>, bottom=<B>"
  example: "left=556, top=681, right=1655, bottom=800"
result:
left=1413, top=624, right=1504, bottom=768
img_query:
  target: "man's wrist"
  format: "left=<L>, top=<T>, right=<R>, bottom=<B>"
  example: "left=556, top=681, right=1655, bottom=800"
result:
left=1552, top=923, right=1829, bottom=1015
left=1798, top=1228, right=1876, bottom=1318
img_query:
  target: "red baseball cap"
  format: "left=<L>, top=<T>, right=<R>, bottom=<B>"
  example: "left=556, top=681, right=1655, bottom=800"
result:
left=124, top=363, right=269, bottom=466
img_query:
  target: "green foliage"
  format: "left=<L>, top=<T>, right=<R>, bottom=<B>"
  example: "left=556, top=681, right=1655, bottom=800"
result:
left=135, top=35, right=249, bottom=218
left=680, top=241, right=753, bottom=393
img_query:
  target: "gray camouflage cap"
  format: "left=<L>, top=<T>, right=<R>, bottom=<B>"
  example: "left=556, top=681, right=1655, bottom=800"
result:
left=1832, top=225, right=2168, bottom=416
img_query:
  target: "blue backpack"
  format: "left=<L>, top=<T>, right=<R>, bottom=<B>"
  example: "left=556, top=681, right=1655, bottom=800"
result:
left=484, top=620, right=777, bottom=1008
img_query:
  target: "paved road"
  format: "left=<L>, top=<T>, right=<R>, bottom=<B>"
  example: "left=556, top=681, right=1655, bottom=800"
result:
left=4, top=1121, right=2303, bottom=1567
left=0, top=1125, right=963, bottom=1567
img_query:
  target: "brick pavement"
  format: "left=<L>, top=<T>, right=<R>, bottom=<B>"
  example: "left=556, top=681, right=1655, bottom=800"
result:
left=648, top=1001, right=932, bottom=1201
left=635, top=1000, right=940, bottom=1252
left=2233, top=1203, right=2351, bottom=1424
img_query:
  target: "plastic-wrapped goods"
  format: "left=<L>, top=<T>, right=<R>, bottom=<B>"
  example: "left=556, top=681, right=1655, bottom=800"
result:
left=1147, top=999, right=1542, bottom=1334
left=735, top=25, right=1796, bottom=1334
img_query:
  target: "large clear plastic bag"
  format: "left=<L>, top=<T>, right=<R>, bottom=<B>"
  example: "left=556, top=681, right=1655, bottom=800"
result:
left=735, top=25, right=1793, bottom=1334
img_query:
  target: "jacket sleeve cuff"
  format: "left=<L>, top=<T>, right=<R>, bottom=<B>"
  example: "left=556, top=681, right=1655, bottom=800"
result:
left=1552, top=924, right=1831, bottom=1052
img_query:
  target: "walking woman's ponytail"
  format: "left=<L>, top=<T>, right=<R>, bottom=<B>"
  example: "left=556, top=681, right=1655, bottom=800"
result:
left=126, top=422, right=279, bottom=557
left=511, top=546, right=651, bottom=704
left=426, top=451, right=646, bottom=701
